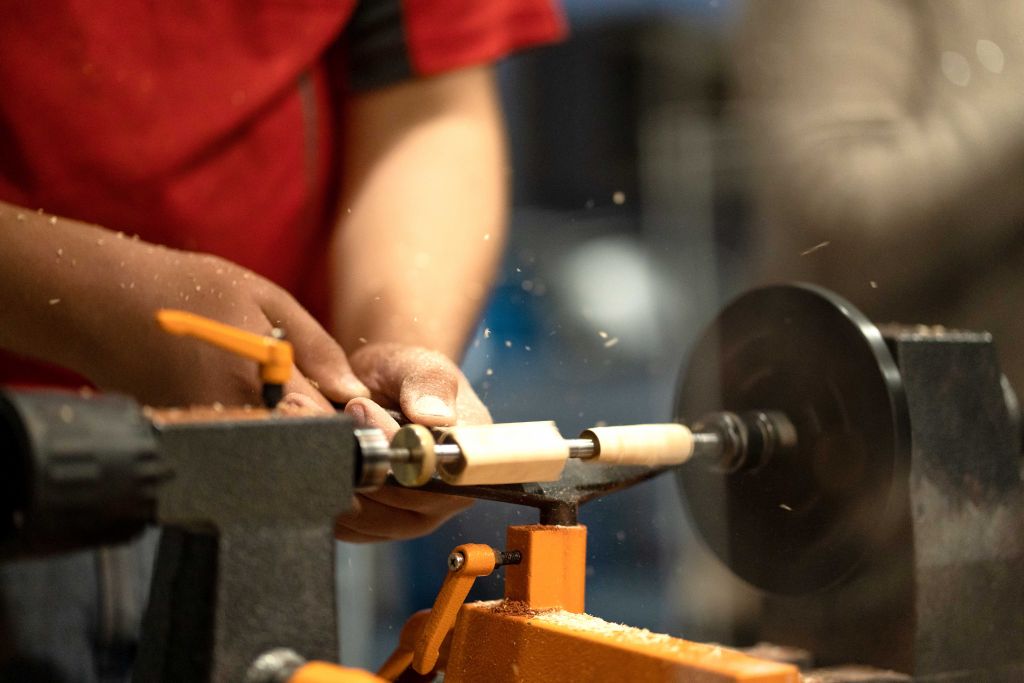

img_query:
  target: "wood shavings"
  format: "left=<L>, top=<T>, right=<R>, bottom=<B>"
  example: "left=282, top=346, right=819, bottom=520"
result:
left=147, top=405, right=268, bottom=424
left=532, top=611, right=684, bottom=650
left=800, top=241, right=831, bottom=256
left=530, top=610, right=749, bottom=661
left=488, top=599, right=550, bottom=618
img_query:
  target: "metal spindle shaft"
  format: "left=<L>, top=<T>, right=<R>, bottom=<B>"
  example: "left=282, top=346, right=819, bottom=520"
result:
left=389, top=439, right=596, bottom=464
left=387, top=443, right=461, bottom=464
left=691, top=431, right=724, bottom=461
left=363, top=417, right=760, bottom=490
left=566, top=438, right=597, bottom=459
left=389, top=434, right=710, bottom=465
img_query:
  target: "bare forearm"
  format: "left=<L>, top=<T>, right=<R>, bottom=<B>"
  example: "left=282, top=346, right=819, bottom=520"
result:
left=0, top=200, right=368, bottom=407
left=330, top=66, right=507, bottom=361
left=0, top=201, right=149, bottom=374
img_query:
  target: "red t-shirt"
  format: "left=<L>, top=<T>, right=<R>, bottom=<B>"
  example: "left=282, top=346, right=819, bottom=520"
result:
left=0, top=0, right=565, bottom=387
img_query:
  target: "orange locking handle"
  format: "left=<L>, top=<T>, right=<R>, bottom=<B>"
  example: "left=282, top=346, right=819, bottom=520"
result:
left=376, top=543, right=498, bottom=679
left=155, top=309, right=294, bottom=406
left=376, top=611, right=431, bottom=681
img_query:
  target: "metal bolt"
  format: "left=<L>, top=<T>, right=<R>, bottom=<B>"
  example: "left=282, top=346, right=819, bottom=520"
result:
left=447, top=551, right=466, bottom=572
left=244, top=648, right=306, bottom=683
left=495, top=549, right=522, bottom=567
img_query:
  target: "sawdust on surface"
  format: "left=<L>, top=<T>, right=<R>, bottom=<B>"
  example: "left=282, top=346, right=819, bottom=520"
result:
left=146, top=403, right=321, bottom=425
left=529, top=609, right=741, bottom=661
left=487, top=599, right=554, bottom=618
left=468, top=601, right=796, bottom=677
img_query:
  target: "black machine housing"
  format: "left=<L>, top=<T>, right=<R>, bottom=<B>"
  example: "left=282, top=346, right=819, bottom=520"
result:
left=676, top=284, right=1024, bottom=681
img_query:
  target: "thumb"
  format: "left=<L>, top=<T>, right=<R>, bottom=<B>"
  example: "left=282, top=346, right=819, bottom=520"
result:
left=351, top=344, right=459, bottom=427
left=260, top=293, right=370, bottom=402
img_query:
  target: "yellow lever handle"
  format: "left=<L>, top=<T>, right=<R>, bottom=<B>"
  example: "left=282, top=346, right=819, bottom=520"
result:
left=155, top=309, right=294, bottom=385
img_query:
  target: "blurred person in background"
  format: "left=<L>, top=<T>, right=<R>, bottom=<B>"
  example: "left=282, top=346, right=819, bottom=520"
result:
left=734, top=0, right=1024, bottom=389
left=0, top=1, right=564, bottom=680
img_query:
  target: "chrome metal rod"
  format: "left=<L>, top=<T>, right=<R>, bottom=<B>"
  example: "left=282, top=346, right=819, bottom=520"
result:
left=390, top=440, right=594, bottom=463
left=566, top=438, right=598, bottom=459
left=387, top=443, right=461, bottom=465
left=389, top=432, right=714, bottom=467
left=434, top=444, right=461, bottom=463
left=691, top=431, right=723, bottom=461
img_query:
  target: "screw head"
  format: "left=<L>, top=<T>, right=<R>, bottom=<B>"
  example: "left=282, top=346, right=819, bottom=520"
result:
left=447, top=551, right=465, bottom=572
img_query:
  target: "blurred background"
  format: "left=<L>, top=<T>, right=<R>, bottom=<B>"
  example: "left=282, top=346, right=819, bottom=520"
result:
left=337, top=0, right=755, bottom=668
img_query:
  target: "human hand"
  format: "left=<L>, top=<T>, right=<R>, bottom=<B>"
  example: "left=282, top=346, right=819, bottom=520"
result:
left=343, top=342, right=491, bottom=429
left=70, top=237, right=369, bottom=408
left=333, top=342, right=490, bottom=542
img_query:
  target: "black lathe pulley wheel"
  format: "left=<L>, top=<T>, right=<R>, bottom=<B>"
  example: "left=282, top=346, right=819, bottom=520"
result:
left=675, top=284, right=911, bottom=594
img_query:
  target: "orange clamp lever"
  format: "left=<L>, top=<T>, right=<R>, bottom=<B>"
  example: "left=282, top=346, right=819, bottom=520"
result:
left=408, top=543, right=497, bottom=676
left=155, top=309, right=294, bottom=405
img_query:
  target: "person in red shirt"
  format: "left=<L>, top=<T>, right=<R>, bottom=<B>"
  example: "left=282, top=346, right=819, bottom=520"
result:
left=0, top=1, right=565, bottom=679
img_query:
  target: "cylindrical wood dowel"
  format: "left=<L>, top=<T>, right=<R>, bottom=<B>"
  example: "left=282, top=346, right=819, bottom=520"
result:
left=579, top=424, right=694, bottom=466
left=437, top=421, right=569, bottom=485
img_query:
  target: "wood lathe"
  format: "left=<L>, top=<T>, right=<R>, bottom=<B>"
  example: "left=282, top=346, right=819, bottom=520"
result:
left=1, top=284, right=1020, bottom=682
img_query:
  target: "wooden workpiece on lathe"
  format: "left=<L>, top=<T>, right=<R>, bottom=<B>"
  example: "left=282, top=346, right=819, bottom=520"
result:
left=579, top=424, right=694, bottom=466
left=437, top=421, right=569, bottom=485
